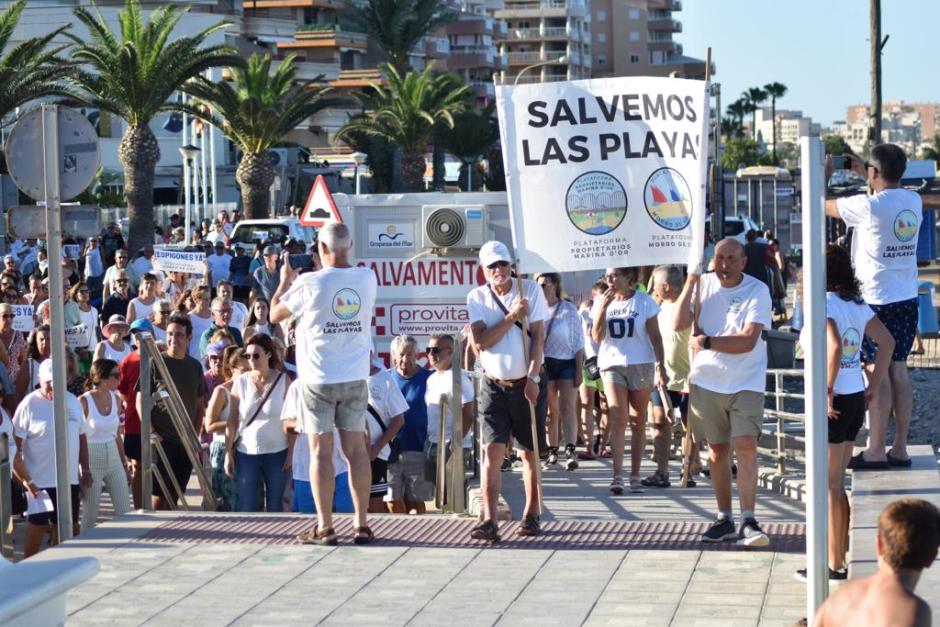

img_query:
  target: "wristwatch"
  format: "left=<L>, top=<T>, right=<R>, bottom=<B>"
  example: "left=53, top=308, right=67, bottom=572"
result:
left=527, top=373, right=541, bottom=384
left=703, top=336, right=712, bottom=350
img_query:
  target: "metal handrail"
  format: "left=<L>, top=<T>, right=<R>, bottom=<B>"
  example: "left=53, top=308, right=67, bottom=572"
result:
left=1, top=434, right=12, bottom=559
left=765, top=369, right=806, bottom=474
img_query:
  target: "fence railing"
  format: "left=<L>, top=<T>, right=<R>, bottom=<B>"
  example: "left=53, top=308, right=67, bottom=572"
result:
left=763, top=368, right=806, bottom=474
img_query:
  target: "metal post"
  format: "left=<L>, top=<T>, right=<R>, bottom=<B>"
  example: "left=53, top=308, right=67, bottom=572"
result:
left=775, top=371, right=785, bottom=474
left=714, top=83, right=723, bottom=239
left=1, top=433, right=12, bottom=558
left=354, top=166, right=361, bottom=195
left=182, top=97, right=191, bottom=245
left=208, top=69, right=218, bottom=209
left=758, top=177, right=764, bottom=228
left=199, top=124, right=208, bottom=223
left=773, top=175, right=779, bottom=238
left=800, top=135, right=829, bottom=619
left=140, top=338, right=153, bottom=511
left=42, top=104, right=72, bottom=544
left=733, top=178, right=739, bottom=217
left=451, top=335, right=466, bottom=514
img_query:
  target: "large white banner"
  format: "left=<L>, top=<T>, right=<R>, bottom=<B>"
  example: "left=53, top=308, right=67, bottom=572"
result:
left=496, top=76, right=710, bottom=273
left=153, top=247, right=206, bottom=274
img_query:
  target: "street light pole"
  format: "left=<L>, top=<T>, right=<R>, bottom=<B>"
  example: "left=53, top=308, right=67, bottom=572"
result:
left=351, top=151, right=367, bottom=195
left=514, top=55, right=568, bottom=86
left=179, top=144, right=200, bottom=244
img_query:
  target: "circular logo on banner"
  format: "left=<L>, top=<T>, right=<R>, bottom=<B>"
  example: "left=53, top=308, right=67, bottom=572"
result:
left=893, top=209, right=918, bottom=243
left=644, top=167, right=693, bottom=231
left=565, top=171, right=627, bottom=236
left=332, top=288, right=361, bottom=320
left=841, top=327, right=861, bottom=360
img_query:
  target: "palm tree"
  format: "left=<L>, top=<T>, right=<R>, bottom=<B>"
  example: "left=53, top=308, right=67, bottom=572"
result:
left=185, top=53, right=338, bottom=219
left=922, top=133, right=940, bottom=167
left=439, top=102, right=500, bottom=190
left=764, top=82, right=788, bottom=164
left=726, top=98, right=748, bottom=137
left=0, top=0, right=75, bottom=125
left=335, top=62, right=468, bottom=192
left=67, top=0, right=241, bottom=254
left=343, top=0, right=458, bottom=189
left=343, top=0, right=457, bottom=75
left=742, top=86, right=768, bottom=141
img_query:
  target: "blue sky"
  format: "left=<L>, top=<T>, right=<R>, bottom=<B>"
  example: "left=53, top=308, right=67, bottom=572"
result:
left=679, top=1, right=940, bottom=127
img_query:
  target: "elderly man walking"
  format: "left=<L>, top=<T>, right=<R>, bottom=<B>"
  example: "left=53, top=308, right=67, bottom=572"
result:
left=271, top=222, right=377, bottom=545
left=675, top=238, right=772, bottom=547
left=467, top=240, right=547, bottom=542
left=825, top=144, right=921, bottom=469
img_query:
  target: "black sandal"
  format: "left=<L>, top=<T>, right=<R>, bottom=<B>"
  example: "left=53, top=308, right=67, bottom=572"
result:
left=470, top=519, right=501, bottom=543
left=297, top=525, right=337, bottom=546
left=640, top=471, right=671, bottom=488
left=516, top=514, right=540, bottom=537
left=353, top=526, right=375, bottom=545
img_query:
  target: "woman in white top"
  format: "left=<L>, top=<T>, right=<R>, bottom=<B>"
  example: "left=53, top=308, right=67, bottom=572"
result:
left=242, top=297, right=284, bottom=343
left=591, top=267, right=667, bottom=495
left=187, top=285, right=213, bottom=359
left=94, top=315, right=132, bottom=363
left=203, top=346, right=247, bottom=511
left=16, top=324, right=50, bottom=398
left=577, top=281, right=609, bottom=461
left=78, top=359, right=131, bottom=529
left=126, top=272, right=158, bottom=324
left=225, top=333, right=290, bottom=512
left=535, top=273, right=584, bottom=471
left=72, top=282, right=100, bottom=355
left=796, top=245, right=894, bottom=581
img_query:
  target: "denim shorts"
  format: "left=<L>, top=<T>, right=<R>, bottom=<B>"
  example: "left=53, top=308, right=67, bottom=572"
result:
left=544, top=357, right=576, bottom=381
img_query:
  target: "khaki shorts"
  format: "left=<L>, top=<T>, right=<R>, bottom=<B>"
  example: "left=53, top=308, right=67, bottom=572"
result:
left=386, top=450, right=434, bottom=503
left=689, top=384, right=764, bottom=445
left=601, top=363, right=654, bottom=391
left=299, top=380, right=368, bottom=434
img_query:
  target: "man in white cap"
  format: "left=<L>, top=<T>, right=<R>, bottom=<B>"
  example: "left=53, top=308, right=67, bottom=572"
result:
left=12, top=359, right=89, bottom=557
left=466, top=240, right=548, bottom=542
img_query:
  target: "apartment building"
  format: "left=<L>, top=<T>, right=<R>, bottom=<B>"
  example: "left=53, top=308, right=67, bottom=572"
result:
left=752, top=108, right=820, bottom=148
left=590, top=0, right=706, bottom=79
left=494, top=0, right=592, bottom=84
left=838, top=100, right=940, bottom=155
left=446, top=0, right=506, bottom=104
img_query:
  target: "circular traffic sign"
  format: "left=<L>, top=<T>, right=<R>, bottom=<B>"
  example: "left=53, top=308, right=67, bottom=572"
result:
left=4, top=106, right=100, bottom=202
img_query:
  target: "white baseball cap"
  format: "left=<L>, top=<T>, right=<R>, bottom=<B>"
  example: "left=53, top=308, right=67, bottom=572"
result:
left=39, top=359, right=54, bottom=383
left=478, top=240, right=512, bottom=268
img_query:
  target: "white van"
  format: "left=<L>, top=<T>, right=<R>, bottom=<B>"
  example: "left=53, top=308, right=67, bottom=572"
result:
left=229, top=218, right=317, bottom=250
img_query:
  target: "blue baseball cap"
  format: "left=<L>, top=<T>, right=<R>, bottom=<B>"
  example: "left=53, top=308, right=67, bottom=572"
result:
left=129, top=319, right=154, bottom=334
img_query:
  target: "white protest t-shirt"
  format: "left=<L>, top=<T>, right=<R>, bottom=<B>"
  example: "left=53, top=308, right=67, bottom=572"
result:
left=281, top=266, right=377, bottom=385
left=207, top=253, right=233, bottom=286
left=591, top=291, right=660, bottom=369
left=365, top=368, right=409, bottom=461
left=13, top=390, right=84, bottom=487
left=800, top=293, right=874, bottom=395
left=425, top=369, right=474, bottom=448
left=579, top=302, right=599, bottom=358
left=837, top=189, right=922, bottom=305
left=690, top=273, right=772, bottom=394
left=466, top=278, right=548, bottom=380
left=543, top=300, right=584, bottom=360
left=230, top=301, right=249, bottom=332
left=282, top=380, right=346, bottom=481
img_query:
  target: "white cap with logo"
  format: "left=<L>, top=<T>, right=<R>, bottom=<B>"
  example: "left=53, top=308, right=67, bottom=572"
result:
left=478, top=240, right=512, bottom=268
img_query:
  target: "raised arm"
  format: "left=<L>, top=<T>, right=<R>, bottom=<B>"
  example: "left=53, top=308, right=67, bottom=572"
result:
left=673, top=272, right=699, bottom=332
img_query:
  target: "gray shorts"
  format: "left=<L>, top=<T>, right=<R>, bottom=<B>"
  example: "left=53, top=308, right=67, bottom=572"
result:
left=688, top=384, right=764, bottom=445
left=386, top=450, right=434, bottom=503
left=601, top=363, right=654, bottom=391
left=298, top=380, right=368, bottom=434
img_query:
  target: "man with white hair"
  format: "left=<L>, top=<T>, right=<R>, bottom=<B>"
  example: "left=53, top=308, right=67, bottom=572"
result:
left=272, top=221, right=378, bottom=545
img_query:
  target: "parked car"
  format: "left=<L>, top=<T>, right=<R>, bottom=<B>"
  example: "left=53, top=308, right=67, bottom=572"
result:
left=229, top=218, right=316, bottom=250
left=722, top=214, right=763, bottom=243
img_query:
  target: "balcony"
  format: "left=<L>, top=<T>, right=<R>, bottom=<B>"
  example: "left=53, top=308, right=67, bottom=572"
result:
left=242, top=16, right=297, bottom=40
left=329, top=68, right=383, bottom=89
left=425, top=37, right=450, bottom=58
left=244, top=0, right=345, bottom=8
left=272, top=58, right=340, bottom=82
left=447, top=18, right=494, bottom=36
left=279, top=25, right=368, bottom=51
left=496, top=0, right=586, bottom=19
left=505, top=51, right=568, bottom=65
left=469, top=80, right=496, bottom=99
left=506, top=73, right=569, bottom=84
left=648, top=39, right=679, bottom=53
left=648, top=18, right=681, bottom=33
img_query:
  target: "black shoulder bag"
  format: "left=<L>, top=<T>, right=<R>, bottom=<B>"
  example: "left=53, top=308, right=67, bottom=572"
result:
left=367, top=404, right=400, bottom=464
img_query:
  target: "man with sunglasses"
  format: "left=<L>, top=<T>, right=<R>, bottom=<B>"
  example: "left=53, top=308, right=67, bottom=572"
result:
left=102, top=249, right=139, bottom=300
left=466, top=240, right=548, bottom=542
left=100, top=269, right=132, bottom=331
left=825, top=144, right=921, bottom=470
left=198, top=296, right=244, bottom=357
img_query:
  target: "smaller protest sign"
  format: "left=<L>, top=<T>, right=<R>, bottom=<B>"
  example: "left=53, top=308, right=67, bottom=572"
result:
left=153, top=247, right=206, bottom=274
left=12, top=304, right=34, bottom=332
left=65, top=324, right=90, bottom=349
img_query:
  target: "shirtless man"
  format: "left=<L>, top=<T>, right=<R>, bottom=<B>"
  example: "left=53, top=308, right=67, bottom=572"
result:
left=814, top=498, right=939, bottom=627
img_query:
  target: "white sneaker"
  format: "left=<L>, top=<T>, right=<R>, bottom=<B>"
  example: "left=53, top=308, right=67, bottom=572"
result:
left=736, top=518, right=770, bottom=548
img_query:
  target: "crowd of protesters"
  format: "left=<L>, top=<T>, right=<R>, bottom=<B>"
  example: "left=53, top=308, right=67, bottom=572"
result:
left=0, top=144, right=929, bottom=566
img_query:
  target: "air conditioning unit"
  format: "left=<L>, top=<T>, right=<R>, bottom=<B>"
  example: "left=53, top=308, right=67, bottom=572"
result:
left=267, top=148, right=289, bottom=167
left=421, top=205, right=488, bottom=249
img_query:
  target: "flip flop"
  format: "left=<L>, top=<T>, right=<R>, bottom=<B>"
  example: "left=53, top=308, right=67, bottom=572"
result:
left=847, top=452, right=889, bottom=470
left=887, top=452, right=912, bottom=467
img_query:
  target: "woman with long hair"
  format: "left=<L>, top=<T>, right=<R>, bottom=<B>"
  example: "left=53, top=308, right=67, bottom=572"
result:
left=79, top=359, right=131, bottom=529
left=591, top=266, right=667, bottom=495
left=187, top=285, right=213, bottom=359
left=243, top=297, right=284, bottom=342
left=203, top=346, right=247, bottom=511
left=534, top=273, right=584, bottom=471
left=796, top=244, right=895, bottom=581
left=225, top=334, right=290, bottom=511
left=72, top=281, right=100, bottom=357
left=16, top=324, right=51, bottom=397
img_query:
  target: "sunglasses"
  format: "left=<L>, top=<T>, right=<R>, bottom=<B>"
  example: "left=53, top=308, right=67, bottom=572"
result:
left=245, top=352, right=264, bottom=361
left=426, top=346, right=442, bottom=355
left=208, top=355, right=222, bottom=361
left=115, top=279, right=129, bottom=284
left=487, top=261, right=510, bottom=270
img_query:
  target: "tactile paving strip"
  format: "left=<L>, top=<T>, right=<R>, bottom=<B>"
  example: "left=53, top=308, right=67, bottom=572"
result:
left=136, top=515, right=806, bottom=552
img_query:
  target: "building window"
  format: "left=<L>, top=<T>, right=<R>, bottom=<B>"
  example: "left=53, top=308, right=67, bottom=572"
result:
left=629, top=31, right=640, bottom=42
left=597, top=55, right=606, bottom=65
left=597, top=32, right=606, bottom=43
left=628, top=8, right=640, bottom=20
left=630, top=54, right=640, bottom=64
left=596, top=9, right=606, bottom=21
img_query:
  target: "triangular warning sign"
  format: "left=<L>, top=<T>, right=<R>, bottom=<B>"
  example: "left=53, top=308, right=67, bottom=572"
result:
left=299, top=175, right=343, bottom=227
